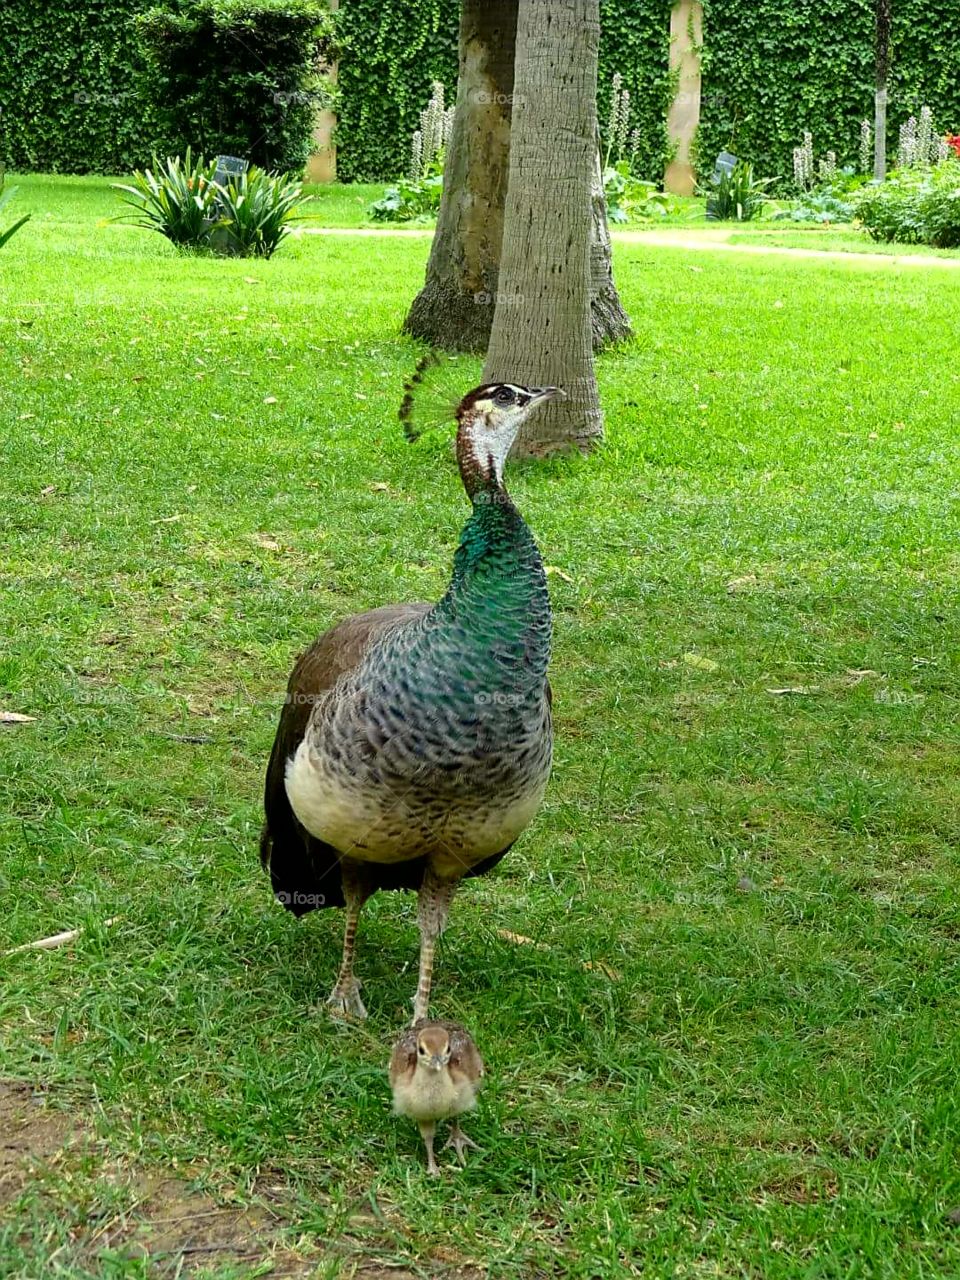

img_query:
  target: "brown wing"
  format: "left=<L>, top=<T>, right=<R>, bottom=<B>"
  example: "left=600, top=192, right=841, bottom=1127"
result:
left=388, top=1025, right=419, bottom=1088
left=435, top=1020, right=485, bottom=1082
left=260, top=603, right=432, bottom=914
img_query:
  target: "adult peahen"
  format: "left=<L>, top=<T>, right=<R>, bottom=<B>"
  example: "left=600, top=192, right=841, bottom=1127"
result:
left=260, top=377, right=561, bottom=1022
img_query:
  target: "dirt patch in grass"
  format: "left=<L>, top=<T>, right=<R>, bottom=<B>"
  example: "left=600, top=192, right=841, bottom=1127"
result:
left=1, top=1079, right=481, bottom=1277
left=0, top=1080, right=74, bottom=1207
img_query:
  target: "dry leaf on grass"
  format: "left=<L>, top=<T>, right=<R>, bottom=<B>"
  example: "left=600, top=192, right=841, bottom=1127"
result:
left=544, top=566, right=574, bottom=583
left=5, top=917, right=120, bottom=955
left=683, top=652, right=719, bottom=672
left=249, top=533, right=281, bottom=551
left=844, top=668, right=880, bottom=684
left=766, top=686, right=819, bottom=696
left=1, top=711, right=37, bottom=724
left=583, top=960, right=622, bottom=981
left=496, top=929, right=549, bottom=951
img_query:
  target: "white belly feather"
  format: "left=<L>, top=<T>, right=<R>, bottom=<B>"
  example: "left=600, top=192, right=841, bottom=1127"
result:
left=285, top=738, right=545, bottom=873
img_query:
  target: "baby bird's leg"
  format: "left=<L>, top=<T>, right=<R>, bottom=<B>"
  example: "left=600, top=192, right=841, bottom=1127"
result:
left=412, top=866, right=459, bottom=1025
left=327, top=860, right=372, bottom=1020
left=419, top=1120, right=440, bottom=1176
left=443, top=1123, right=480, bottom=1164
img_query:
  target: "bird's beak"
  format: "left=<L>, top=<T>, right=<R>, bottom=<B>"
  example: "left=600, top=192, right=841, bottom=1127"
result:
left=528, top=386, right=565, bottom=405
left=429, top=1055, right=445, bottom=1072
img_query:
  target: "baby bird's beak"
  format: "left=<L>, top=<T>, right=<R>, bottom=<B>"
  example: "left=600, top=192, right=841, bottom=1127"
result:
left=429, top=1055, right=445, bottom=1072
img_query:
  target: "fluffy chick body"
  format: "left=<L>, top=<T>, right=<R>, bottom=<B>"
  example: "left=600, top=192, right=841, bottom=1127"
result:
left=389, top=1020, right=484, bottom=1174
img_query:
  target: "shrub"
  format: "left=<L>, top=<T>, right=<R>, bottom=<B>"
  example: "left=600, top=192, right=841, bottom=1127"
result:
left=209, top=167, right=307, bottom=256
left=113, top=151, right=219, bottom=247
left=602, top=162, right=679, bottom=223
left=701, top=161, right=774, bottom=222
left=113, top=152, right=308, bottom=257
left=135, top=0, right=334, bottom=173
left=0, top=166, right=30, bottom=248
left=777, top=189, right=856, bottom=224
left=856, top=160, right=960, bottom=247
left=369, top=175, right=443, bottom=223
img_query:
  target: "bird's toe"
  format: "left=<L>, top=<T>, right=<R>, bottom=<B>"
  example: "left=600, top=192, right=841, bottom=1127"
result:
left=443, top=1127, right=480, bottom=1164
left=326, top=978, right=367, bottom=1021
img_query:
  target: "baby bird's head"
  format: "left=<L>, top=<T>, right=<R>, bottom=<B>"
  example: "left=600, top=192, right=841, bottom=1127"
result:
left=416, top=1025, right=451, bottom=1073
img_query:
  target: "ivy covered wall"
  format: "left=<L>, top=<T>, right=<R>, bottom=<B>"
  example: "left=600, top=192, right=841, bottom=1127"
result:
left=1, top=0, right=958, bottom=181
left=698, top=0, right=960, bottom=182
left=0, top=0, right=161, bottom=174
left=335, top=0, right=675, bottom=182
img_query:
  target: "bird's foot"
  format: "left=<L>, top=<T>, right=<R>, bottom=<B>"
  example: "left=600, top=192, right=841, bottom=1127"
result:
left=443, top=1124, right=480, bottom=1165
left=326, top=975, right=367, bottom=1021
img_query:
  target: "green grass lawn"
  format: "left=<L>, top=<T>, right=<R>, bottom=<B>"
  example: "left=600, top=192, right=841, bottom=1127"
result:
left=2, top=180, right=960, bottom=1278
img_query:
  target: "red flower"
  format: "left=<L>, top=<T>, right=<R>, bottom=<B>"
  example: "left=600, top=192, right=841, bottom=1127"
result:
left=946, top=134, right=960, bottom=159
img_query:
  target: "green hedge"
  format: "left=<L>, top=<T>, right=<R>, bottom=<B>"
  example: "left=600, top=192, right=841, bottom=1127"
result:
left=0, top=0, right=160, bottom=174
left=136, top=0, right=332, bottom=172
left=697, top=0, right=960, bottom=185
left=0, top=0, right=331, bottom=174
left=3, top=0, right=959, bottom=183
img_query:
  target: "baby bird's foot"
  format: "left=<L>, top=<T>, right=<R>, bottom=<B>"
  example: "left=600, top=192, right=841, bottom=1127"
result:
left=326, top=975, right=367, bottom=1020
left=443, top=1123, right=480, bottom=1165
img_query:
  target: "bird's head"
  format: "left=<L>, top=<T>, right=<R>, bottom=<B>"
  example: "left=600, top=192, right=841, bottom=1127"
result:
left=455, top=382, right=564, bottom=497
left=416, top=1025, right=452, bottom=1073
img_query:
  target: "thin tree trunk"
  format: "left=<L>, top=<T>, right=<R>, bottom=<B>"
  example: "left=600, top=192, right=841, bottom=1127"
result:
left=403, top=0, right=516, bottom=352
left=482, top=0, right=603, bottom=456
left=874, top=0, right=891, bottom=180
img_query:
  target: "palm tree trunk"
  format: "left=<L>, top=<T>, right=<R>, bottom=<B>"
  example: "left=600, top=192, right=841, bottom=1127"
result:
left=403, top=0, right=516, bottom=352
left=482, top=0, right=603, bottom=456
left=403, top=0, right=630, bottom=354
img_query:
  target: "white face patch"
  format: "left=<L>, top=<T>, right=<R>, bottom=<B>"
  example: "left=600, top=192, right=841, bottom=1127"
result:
left=466, top=385, right=537, bottom=484
left=471, top=413, right=521, bottom=485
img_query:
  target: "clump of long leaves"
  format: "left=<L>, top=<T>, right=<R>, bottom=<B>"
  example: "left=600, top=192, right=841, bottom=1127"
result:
left=209, top=167, right=306, bottom=257
left=113, top=150, right=219, bottom=246
left=701, top=161, right=775, bottom=222
left=113, top=151, right=307, bottom=258
left=0, top=166, right=31, bottom=249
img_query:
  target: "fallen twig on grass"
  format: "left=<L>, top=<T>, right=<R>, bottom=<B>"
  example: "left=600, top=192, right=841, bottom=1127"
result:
left=4, top=917, right=120, bottom=956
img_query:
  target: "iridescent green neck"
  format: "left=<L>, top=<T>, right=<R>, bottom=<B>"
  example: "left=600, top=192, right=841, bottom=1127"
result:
left=435, top=486, right=551, bottom=680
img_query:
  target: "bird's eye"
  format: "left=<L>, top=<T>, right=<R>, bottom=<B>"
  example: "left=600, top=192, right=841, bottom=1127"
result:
left=493, top=386, right=516, bottom=407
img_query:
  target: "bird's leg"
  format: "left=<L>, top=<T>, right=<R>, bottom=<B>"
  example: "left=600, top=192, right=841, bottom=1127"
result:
left=419, top=1120, right=440, bottom=1176
left=443, top=1122, right=480, bottom=1165
left=412, top=866, right=458, bottom=1025
left=327, top=860, right=372, bottom=1020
